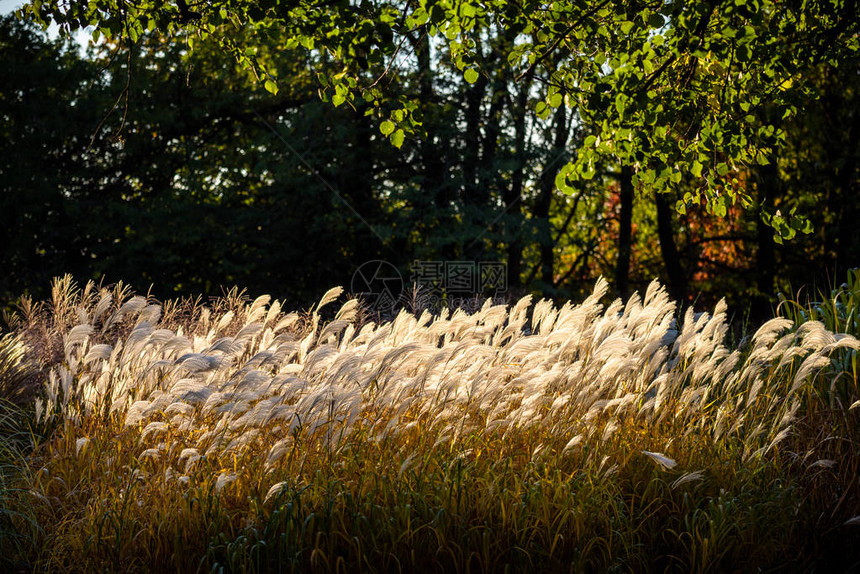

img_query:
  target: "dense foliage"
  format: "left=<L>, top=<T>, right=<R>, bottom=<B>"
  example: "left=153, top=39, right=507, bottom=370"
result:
left=1, top=14, right=859, bottom=314
left=22, top=0, right=860, bottom=238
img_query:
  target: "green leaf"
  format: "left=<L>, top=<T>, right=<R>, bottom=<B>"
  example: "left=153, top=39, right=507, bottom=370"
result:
left=615, top=93, right=627, bottom=117
left=464, top=68, right=479, bottom=84
left=648, top=13, right=665, bottom=28
left=549, top=92, right=563, bottom=108
left=409, top=7, right=429, bottom=27
left=691, top=161, right=703, bottom=177
left=391, top=129, right=405, bottom=148
left=264, top=80, right=278, bottom=95
left=332, top=94, right=346, bottom=107
left=584, top=135, right=597, bottom=147
left=380, top=121, right=396, bottom=136
left=555, top=167, right=574, bottom=194
left=580, top=163, right=596, bottom=180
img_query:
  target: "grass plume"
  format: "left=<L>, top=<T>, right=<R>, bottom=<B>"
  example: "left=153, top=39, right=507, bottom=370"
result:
left=1, top=273, right=859, bottom=571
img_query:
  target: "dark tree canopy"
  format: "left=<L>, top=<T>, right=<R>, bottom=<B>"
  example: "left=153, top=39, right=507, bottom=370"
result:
left=21, top=0, right=860, bottom=239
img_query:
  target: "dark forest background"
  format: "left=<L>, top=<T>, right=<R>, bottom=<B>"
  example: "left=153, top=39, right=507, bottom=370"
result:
left=1, top=14, right=858, bottom=316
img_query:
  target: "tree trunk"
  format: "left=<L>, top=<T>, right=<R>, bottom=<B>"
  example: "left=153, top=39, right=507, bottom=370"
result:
left=754, top=162, right=779, bottom=312
left=535, top=104, right=569, bottom=291
left=503, top=75, right=531, bottom=290
left=655, top=192, right=687, bottom=303
left=462, top=42, right=491, bottom=261
left=615, top=166, right=634, bottom=297
left=462, top=43, right=488, bottom=207
left=347, top=105, right=382, bottom=265
left=755, top=208, right=776, bottom=311
left=412, top=28, right=455, bottom=260
left=832, top=114, right=859, bottom=276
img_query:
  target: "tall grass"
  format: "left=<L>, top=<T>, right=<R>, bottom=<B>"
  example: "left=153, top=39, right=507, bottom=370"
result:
left=2, top=274, right=860, bottom=571
left=0, top=335, right=41, bottom=572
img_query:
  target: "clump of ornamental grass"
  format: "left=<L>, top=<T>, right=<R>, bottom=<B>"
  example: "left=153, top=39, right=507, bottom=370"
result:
left=0, top=337, right=40, bottom=571
left=3, top=275, right=860, bottom=571
left=778, top=267, right=860, bottom=337
left=0, top=400, right=39, bottom=571
left=0, top=332, right=42, bottom=407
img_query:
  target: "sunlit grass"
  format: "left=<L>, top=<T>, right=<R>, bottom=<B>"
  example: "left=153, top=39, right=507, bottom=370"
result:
left=1, top=273, right=860, bottom=571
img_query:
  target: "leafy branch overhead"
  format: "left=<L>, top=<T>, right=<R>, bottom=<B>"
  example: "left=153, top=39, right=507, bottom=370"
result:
left=23, top=0, right=860, bottom=238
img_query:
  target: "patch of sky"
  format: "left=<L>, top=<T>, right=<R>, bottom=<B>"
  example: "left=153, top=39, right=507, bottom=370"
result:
left=1, top=0, right=94, bottom=50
